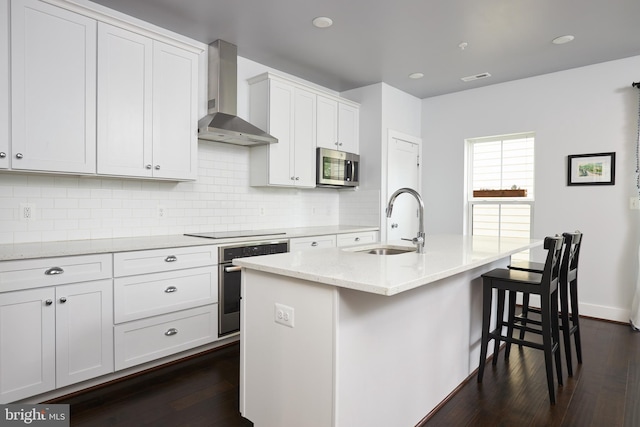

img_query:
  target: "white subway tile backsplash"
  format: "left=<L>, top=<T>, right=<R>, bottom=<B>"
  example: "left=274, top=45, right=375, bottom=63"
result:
left=0, top=143, right=382, bottom=243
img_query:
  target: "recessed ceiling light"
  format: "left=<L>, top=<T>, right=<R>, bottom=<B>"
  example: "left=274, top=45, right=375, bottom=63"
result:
left=552, top=35, right=575, bottom=45
left=312, top=16, right=333, bottom=28
left=409, top=72, right=424, bottom=79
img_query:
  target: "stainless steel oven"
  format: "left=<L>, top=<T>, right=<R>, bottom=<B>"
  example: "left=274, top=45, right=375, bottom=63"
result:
left=218, top=240, right=289, bottom=336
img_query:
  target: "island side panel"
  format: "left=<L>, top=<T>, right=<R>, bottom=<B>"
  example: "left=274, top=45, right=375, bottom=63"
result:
left=240, top=269, right=338, bottom=427
left=335, top=259, right=507, bottom=427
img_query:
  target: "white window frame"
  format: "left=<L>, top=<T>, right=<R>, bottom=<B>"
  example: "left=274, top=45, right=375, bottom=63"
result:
left=465, top=132, right=535, bottom=239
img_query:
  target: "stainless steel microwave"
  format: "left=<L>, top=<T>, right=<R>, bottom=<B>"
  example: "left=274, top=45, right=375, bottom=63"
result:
left=316, top=148, right=359, bottom=188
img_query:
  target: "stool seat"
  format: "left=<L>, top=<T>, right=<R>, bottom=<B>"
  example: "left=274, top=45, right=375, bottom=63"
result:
left=478, top=235, right=564, bottom=405
left=508, top=260, right=544, bottom=273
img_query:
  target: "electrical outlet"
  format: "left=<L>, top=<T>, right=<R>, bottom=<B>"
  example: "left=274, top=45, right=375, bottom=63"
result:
left=274, top=303, right=295, bottom=328
left=157, top=206, right=166, bottom=218
left=259, top=206, right=265, bottom=216
left=20, top=203, right=35, bottom=221
left=630, top=197, right=640, bottom=210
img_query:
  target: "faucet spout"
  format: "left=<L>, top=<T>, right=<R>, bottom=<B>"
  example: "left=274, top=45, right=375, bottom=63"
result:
left=386, top=187, right=425, bottom=254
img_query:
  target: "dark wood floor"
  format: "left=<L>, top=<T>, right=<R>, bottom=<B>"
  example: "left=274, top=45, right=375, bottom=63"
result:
left=50, top=317, right=640, bottom=427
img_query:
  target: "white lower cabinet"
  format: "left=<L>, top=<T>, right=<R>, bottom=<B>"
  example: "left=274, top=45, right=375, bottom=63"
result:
left=336, top=231, right=378, bottom=247
left=114, top=305, right=217, bottom=370
left=0, top=279, right=113, bottom=403
left=113, top=246, right=219, bottom=370
left=289, top=235, right=337, bottom=251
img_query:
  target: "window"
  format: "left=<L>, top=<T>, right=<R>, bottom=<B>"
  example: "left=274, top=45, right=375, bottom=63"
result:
left=467, top=133, right=534, bottom=246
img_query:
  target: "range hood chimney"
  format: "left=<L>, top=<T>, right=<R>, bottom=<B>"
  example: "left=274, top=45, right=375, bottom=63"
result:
left=197, top=40, right=277, bottom=146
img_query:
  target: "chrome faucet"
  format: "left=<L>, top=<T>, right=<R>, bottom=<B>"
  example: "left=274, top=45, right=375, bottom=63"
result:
left=386, top=188, right=425, bottom=254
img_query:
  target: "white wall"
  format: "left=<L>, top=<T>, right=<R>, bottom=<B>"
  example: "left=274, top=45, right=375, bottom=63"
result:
left=422, top=55, right=640, bottom=322
left=0, top=56, right=342, bottom=244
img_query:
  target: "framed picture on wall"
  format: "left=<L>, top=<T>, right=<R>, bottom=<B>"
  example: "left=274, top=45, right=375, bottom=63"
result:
left=567, top=152, right=616, bottom=186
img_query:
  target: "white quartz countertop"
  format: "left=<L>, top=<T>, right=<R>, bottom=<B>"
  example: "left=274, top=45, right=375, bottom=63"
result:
left=0, top=225, right=378, bottom=261
left=234, top=234, right=543, bottom=296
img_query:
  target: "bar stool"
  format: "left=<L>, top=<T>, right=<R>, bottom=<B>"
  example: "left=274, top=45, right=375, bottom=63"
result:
left=477, top=235, right=564, bottom=404
left=508, top=231, right=583, bottom=376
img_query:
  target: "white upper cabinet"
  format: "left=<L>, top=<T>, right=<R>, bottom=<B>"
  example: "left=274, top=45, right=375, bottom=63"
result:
left=250, top=76, right=317, bottom=188
left=317, top=95, right=360, bottom=154
left=151, top=41, right=198, bottom=180
left=97, top=23, right=153, bottom=178
left=249, top=72, right=359, bottom=188
left=97, top=23, right=198, bottom=180
left=0, top=0, right=8, bottom=169
left=338, top=101, right=359, bottom=154
left=11, top=0, right=97, bottom=174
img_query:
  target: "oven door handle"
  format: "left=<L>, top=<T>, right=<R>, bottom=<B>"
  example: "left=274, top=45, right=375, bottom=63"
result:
left=224, top=265, right=242, bottom=273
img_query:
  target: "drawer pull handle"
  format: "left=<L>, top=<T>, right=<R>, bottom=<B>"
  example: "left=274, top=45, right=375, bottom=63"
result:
left=355, top=237, right=360, bottom=241
left=165, top=286, right=178, bottom=293
left=45, top=267, right=64, bottom=276
left=224, top=266, right=242, bottom=273
left=311, top=241, right=318, bottom=247
left=165, top=328, right=178, bottom=336
left=165, top=255, right=177, bottom=262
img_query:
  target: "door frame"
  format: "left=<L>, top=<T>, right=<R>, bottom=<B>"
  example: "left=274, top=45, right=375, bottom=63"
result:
left=381, top=129, right=423, bottom=241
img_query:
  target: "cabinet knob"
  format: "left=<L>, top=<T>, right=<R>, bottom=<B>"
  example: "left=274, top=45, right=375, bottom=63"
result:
left=391, top=223, right=398, bottom=229
left=165, top=328, right=178, bottom=336
left=295, top=177, right=300, bottom=180
left=311, top=241, right=318, bottom=247
left=15, top=153, right=23, bottom=159
left=45, top=299, right=53, bottom=306
left=59, top=297, right=67, bottom=303
left=0, top=152, right=6, bottom=158
left=146, top=164, right=152, bottom=169
left=291, top=176, right=295, bottom=181
left=165, top=286, right=178, bottom=293
left=155, top=165, right=161, bottom=170
left=165, top=255, right=177, bottom=262
left=338, top=143, right=343, bottom=146
left=355, top=237, right=360, bottom=242
left=45, top=267, right=64, bottom=275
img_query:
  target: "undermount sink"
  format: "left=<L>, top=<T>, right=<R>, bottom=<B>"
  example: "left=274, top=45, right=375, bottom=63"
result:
left=344, top=244, right=416, bottom=255
left=362, top=247, right=415, bottom=255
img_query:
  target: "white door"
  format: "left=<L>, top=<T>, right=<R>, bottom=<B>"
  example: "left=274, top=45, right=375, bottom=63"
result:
left=0, top=287, right=56, bottom=403
left=386, top=132, right=421, bottom=241
left=152, top=41, right=198, bottom=180
left=11, top=0, right=96, bottom=173
left=55, top=279, right=114, bottom=388
left=97, top=23, right=153, bottom=177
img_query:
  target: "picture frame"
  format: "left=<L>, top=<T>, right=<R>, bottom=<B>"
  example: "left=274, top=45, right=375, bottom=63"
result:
left=567, top=152, right=615, bottom=186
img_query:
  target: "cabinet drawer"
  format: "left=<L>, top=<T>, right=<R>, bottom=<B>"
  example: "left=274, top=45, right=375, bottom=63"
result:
left=336, top=231, right=378, bottom=247
left=114, top=245, right=217, bottom=277
left=0, top=254, right=112, bottom=292
left=289, top=235, right=337, bottom=252
left=114, top=304, right=217, bottom=370
left=114, top=267, right=217, bottom=323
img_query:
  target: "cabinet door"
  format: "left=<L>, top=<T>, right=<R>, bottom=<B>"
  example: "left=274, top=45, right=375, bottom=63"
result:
left=55, top=279, right=114, bottom=388
left=152, top=41, right=198, bottom=180
left=0, top=0, right=8, bottom=169
left=11, top=0, right=96, bottom=173
left=293, top=88, right=316, bottom=187
left=338, top=102, right=359, bottom=154
left=97, top=23, right=153, bottom=177
left=267, top=79, right=295, bottom=186
left=316, top=95, right=338, bottom=150
left=0, top=287, right=55, bottom=403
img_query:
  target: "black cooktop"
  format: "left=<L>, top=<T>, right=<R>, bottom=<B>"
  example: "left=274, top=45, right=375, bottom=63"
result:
left=184, top=231, right=286, bottom=240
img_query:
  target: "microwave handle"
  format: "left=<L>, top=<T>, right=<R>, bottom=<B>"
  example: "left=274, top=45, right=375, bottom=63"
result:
left=346, top=160, right=355, bottom=182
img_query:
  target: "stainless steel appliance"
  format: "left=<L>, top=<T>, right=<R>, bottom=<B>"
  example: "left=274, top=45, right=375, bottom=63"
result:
left=316, top=147, right=360, bottom=188
left=218, top=240, right=288, bottom=336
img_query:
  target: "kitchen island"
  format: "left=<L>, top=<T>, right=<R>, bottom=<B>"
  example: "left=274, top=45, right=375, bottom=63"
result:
left=235, top=234, right=542, bottom=427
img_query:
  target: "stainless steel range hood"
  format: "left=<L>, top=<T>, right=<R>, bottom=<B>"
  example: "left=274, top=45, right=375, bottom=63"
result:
left=197, top=40, right=277, bottom=146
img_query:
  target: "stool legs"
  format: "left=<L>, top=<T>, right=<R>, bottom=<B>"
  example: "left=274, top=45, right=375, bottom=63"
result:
left=478, top=281, right=492, bottom=383
left=570, top=278, right=583, bottom=364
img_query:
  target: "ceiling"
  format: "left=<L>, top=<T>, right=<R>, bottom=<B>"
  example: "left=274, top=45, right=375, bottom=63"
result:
left=90, top=0, right=640, bottom=99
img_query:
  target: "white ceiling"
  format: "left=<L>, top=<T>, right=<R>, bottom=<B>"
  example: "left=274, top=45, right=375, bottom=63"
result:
left=90, top=0, right=640, bottom=99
